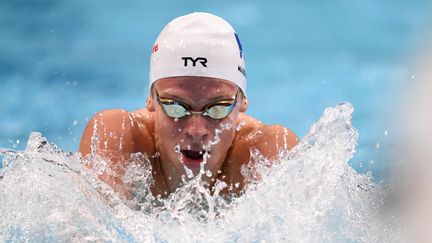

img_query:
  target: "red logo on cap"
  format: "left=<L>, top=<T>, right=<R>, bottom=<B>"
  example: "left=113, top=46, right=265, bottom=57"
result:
left=152, top=44, right=159, bottom=53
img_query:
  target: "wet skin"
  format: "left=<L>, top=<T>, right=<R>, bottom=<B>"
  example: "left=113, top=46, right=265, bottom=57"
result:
left=79, top=77, right=298, bottom=198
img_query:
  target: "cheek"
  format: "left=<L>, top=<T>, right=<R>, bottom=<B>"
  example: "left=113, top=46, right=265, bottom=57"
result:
left=221, top=128, right=236, bottom=143
left=213, top=115, right=238, bottom=147
left=211, top=123, right=236, bottom=147
left=155, top=114, right=185, bottom=139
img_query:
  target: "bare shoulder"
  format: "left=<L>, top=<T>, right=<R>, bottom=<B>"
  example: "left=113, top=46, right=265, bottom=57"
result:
left=219, top=113, right=298, bottom=193
left=79, top=108, right=155, bottom=161
left=130, top=108, right=155, bottom=132
left=234, top=113, right=298, bottom=158
left=252, top=121, right=298, bottom=157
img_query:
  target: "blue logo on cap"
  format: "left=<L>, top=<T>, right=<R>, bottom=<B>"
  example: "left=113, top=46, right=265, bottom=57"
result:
left=234, top=33, right=243, bottom=58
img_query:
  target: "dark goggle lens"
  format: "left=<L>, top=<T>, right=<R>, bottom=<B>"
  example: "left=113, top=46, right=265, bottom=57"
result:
left=159, top=100, right=236, bottom=120
left=206, top=104, right=233, bottom=119
left=161, top=103, right=188, bottom=118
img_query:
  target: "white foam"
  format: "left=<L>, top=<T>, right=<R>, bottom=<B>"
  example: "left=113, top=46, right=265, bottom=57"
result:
left=0, top=103, right=400, bottom=241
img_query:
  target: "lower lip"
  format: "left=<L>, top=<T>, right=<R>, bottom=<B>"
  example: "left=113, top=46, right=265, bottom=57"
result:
left=181, top=152, right=204, bottom=168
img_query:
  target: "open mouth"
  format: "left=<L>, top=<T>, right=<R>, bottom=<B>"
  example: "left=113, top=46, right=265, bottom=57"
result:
left=181, top=150, right=209, bottom=162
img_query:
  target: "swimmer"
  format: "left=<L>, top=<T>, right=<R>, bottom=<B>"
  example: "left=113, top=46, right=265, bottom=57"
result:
left=79, top=12, right=298, bottom=198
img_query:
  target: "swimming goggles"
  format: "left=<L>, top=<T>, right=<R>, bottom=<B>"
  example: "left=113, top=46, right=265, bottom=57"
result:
left=155, top=90, right=238, bottom=120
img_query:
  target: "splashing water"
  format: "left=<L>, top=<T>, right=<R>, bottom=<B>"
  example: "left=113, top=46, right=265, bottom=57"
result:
left=0, top=103, right=400, bottom=241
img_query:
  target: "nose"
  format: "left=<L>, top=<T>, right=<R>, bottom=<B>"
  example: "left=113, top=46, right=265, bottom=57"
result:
left=183, top=115, right=210, bottom=144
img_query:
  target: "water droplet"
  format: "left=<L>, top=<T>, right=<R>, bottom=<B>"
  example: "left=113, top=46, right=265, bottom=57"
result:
left=174, top=118, right=179, bottom=122
left=236, top=121, right=246, bottom=131
left=152, top=152, right=160, bottom=158
left=185, top=167, right=194, bottom=178
left=384, top=130, right=388, bottom=136
left=206, top=170, right=212, bottom=177
left=174, top=144, right=181, bottom=153
left=375, top=143, right=380, bottom=149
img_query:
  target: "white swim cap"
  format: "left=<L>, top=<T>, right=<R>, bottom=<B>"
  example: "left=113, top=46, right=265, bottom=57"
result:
left=149, top=12, right=247, bottom=95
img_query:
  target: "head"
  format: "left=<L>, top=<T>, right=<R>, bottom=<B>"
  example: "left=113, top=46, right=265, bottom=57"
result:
left=147, top=77, right=247, bottom=178
left=146, top=12, right=248, bottom=180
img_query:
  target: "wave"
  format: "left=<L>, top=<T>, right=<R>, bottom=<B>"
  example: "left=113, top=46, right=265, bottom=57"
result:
left=0, top=103, right=399, bottom=242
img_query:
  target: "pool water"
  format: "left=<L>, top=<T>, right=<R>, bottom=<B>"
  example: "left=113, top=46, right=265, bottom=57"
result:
left=1, top=0, right=431, bottom=175
left=0, top=1, right=431, bottom=240
left=1, top=1, right=430, bottom=178
left=0, top=104, right=401, bottom=241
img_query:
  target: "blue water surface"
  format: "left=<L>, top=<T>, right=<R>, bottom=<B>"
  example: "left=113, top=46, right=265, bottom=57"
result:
left=1, top=0, right=431, bottom=178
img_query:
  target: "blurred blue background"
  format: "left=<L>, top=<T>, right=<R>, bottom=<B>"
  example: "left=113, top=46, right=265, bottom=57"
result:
left=1, top=0, right=431, bottom=178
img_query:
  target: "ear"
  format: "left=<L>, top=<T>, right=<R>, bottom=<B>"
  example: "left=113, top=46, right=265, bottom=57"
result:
left=239, top=97, right=248, bottom=112
left=146, top=95, right=155, bottom=111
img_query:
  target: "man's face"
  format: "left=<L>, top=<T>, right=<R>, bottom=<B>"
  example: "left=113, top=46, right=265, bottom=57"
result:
left=148, top=76, right=245, bottom=181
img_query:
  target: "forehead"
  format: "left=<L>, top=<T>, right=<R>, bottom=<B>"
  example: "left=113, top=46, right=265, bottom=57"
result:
left=154, top=76, right=238, bottom=97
